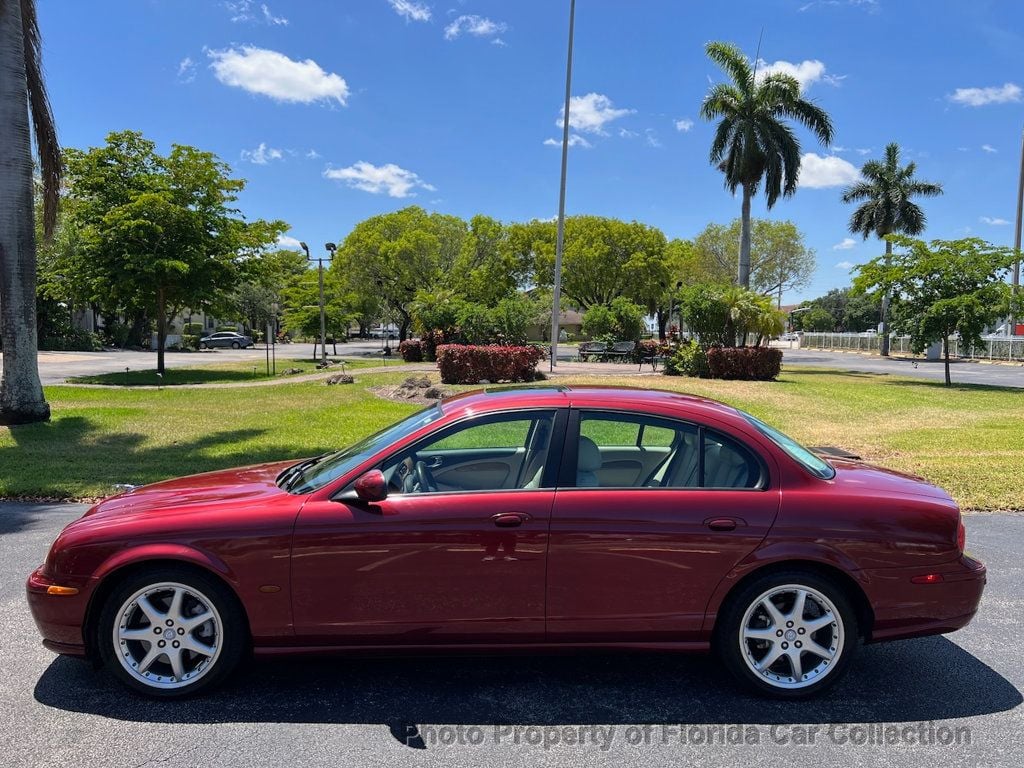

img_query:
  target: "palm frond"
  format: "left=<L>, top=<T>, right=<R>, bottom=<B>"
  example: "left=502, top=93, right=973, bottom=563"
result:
left=20, top=0, right=62, bottom=241
left=705, top=41, right=753, bottom=95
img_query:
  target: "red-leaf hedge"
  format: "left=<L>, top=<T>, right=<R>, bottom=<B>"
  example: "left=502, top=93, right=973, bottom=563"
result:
left=705, top=346, right=783, bottom=381
left=436, top=344, right=545, bottom=384
left=398, top=339, right=423, bottom=362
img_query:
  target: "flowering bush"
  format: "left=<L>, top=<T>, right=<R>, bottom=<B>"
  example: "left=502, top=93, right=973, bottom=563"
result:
left=398, top=339, right=423, bottom=362
left=436, top=344, right=545, bottom=384
left=705, top=346, right=783, bottom=380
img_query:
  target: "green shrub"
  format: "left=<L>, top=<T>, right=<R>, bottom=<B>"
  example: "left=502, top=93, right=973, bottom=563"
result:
left=663, top=340, right=709, bottom=377
left=182, top=334, right=200, bottom=351
left=581, top=297, right=645, bottom=341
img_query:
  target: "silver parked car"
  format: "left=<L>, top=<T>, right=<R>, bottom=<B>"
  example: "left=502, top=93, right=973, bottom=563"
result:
left=199, top=331, right=254, bottom=349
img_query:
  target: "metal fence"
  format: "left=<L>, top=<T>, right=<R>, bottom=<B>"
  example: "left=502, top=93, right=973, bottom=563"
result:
left=799, top=333, right=1024, bottom=362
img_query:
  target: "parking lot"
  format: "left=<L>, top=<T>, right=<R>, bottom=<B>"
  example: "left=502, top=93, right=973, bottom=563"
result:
left=2, top=503, right=1021, bottom=768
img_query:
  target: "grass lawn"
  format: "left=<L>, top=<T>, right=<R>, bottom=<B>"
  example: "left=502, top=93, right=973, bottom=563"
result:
left=1, top=367, right=1021, bottom=510
left=68, top=357, right=378, bottom=386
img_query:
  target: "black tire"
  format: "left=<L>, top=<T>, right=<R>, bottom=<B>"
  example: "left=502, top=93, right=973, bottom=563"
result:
left=715, top=569, right=859, bottom=699
left=231, top=341, right=240, bottom=349
left=199, top=342, right=208, bottom=350
left=96, top=565, right=247, bottom=698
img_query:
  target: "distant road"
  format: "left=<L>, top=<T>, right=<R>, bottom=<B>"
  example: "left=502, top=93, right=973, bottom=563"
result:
left=780, top=347, right=1024, bottom=389
left=2, top=341, right=396, bottom=385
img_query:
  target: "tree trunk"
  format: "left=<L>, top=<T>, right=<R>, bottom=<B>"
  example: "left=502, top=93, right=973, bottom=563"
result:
left=738, top=183, right=753, bottom=289
left=879, top=238, right=892, bottom=357
left=156, top=287, right=166, bottom=375
left=0, top=0, right=49, bottom=424
left=656, top=308, right=668, bottom=341
left=943, top=332, right=951, bottom=387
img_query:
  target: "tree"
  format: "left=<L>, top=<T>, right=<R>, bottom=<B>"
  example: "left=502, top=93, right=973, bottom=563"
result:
left=581, top=297, right=646, bottom=342
left=802, top=306, right=835, bottom=332
left=62, top=131, right=286, bottom=373
left=451, top=215, right=533, bottom=305
left=692, top=218, right=815, bottom=300
left=333, top=206, right=466, bottom=340
left=230, top=248, right=307, bottom=334
left=796, top=287, right=879, bottom=332
left=842, top=142, right=943, bottom=356
left=700, top=41, right=833, bottom=289
left=0, top=0, right=61, bottom=424
left=678, top=284, right=784, bottom=348
left=853, top=236, right=1018, bottom=385
left=280, top=267, right=355, bottom=349
left=511, top=215, right=669, bottom=310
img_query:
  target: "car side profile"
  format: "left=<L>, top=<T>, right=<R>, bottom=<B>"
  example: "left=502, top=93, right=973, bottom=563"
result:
left=26, top=386, right=986, bottom=699
left=199, top=331, right=253, bottom=349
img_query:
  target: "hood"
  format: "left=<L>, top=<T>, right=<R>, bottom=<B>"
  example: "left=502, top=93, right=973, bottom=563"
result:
left=84, top=460, right=300, bottom=519
left=828, top=458, right=952, bottom=502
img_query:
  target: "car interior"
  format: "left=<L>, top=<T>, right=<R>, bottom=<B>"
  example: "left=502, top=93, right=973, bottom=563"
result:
left=379, top=410, right=761, bottom=495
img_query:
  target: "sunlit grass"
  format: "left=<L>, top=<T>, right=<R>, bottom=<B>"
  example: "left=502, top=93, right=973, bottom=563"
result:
left=68, top=357, right=378, bottom=386
left=1, top=366, right=1021, bottom=509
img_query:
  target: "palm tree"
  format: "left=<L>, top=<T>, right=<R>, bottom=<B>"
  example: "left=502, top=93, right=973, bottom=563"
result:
left=0, top=0, right=60, bottom=424
left=842, top=142, right=942, bottom=355
left=700, top=41, right=833, bottom=289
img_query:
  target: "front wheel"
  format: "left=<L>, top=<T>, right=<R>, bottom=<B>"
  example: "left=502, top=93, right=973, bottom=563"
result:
left=97, top=567, right=246, bottom=697
left=716, top=570, right=859, bottom=699
left=231, top=341, right=240, bottom=349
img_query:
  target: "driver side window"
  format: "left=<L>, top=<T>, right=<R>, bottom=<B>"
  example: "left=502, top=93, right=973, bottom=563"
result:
left=381, top=411, right=558, bottom=495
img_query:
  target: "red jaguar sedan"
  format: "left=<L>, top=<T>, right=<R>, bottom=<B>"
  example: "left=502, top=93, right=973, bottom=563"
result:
left=26, top=386, right=986, bottom=699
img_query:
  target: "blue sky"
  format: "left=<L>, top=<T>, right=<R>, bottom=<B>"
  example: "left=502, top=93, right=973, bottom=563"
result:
left=39, top=0, right=1024, bottom=303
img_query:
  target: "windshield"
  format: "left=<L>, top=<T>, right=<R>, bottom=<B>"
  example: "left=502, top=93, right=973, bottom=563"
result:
left=283, top=405, right=444, bottom=494
left=742, top=413, right=836, bottom=480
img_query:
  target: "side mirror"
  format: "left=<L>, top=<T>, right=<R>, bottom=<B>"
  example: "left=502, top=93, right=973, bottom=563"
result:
left=350, top=469, right=388, bottom=503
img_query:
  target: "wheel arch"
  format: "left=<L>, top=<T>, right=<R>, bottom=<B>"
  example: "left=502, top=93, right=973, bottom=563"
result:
left=706, top=559, right=875, bottom=643
left=83, top=556, right=252, bottom=662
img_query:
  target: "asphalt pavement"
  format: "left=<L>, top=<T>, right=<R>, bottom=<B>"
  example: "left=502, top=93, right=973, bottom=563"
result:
left=779, top=347, right=1024, bottom=389
left=1, top=503, right=1021, bottom=767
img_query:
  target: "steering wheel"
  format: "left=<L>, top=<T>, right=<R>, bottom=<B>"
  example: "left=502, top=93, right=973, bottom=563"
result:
left=414, top=460, right=438, bottom=493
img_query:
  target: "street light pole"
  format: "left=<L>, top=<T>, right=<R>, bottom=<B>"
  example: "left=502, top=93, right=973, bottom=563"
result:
left=322, top=243, right=337, bottom=365
left=549, top=0, right=576, bottom=372
left=1011, top=126, right=1023, bottom=336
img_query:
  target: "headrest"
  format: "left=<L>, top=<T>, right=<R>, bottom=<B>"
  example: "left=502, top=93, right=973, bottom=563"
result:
left=578, top=436, right=602, bottom=472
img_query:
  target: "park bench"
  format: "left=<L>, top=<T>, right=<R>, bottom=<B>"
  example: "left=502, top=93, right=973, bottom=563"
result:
left=578, top=341, right=608, bottom=361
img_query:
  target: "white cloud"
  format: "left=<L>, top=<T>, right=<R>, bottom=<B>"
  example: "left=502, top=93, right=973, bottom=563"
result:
left=444, top=14, right=507, bottom=40
left=949, top=83, right=1021, bottom=107
left=559, top=93, right=633, bottom=135
left=491, top=38, right=508, bottom=47
left=833, top=237, right=856, bottom=250
left=177, top=56, right=196, bottom=83
left=855, top=147, right=872, bottom=155
left=208, top=46, right=349, bottom=105
left=835, top=260, right=854, bottom=270
left=543, top=134, right=592, bottom=149
left=240, top=142, right=284, bottom=164
left=981, top=144, right=998, bottom=153
left=618, top=128, right=638, bottom=139
left=674, top=118, right=694, bottom=132
left=324, top=161, right=435, bottom=198
left=799, top=152, right=861, bottom=188
left=387, top=0, right=431, bottom=22
left=277, top=235, right=303, bottom=249
left=755, top=58, right=831, bottom=90
left=224, top=1, right=288, bottom=25
left=305, top=149, right=321, bottom=159
left=981, top=216, right=1010, bottom=225
left=644, top=128, right=662, bottom=148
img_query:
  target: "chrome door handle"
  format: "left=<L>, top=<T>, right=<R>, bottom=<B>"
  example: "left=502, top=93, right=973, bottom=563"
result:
left=492, top=512, right=528, bottom=528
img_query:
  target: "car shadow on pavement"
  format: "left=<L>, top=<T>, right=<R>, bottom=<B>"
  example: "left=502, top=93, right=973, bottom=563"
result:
left=34, top=635, right=1021, bottom=745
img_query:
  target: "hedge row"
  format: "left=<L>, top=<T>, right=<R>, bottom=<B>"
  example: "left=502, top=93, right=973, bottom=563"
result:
left=436, top=344, right=545, bottom=384
left=705, top=346, right=783, bottom=381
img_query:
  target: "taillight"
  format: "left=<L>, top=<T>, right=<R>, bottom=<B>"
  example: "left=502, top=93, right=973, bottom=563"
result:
left=957, top=517, right=966, bottom=554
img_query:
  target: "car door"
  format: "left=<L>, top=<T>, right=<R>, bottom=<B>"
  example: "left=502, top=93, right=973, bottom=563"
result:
left=290, top=409, right=566, bottom=645
left=547, top=409, right=780, bottom=644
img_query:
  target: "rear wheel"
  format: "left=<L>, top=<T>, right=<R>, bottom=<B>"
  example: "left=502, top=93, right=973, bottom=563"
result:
left=97, top=566, right=246, bottom=697
left=231, top=341, right=240, bottom=349
left=716, top=570, right=858, bottom=698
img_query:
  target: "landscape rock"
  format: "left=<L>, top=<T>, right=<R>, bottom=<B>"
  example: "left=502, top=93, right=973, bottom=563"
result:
left=325, top=374, right=355, bottom=385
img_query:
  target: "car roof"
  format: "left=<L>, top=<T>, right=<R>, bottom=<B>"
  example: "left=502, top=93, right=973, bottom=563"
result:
left=440, top=385, right=740, bottom=420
